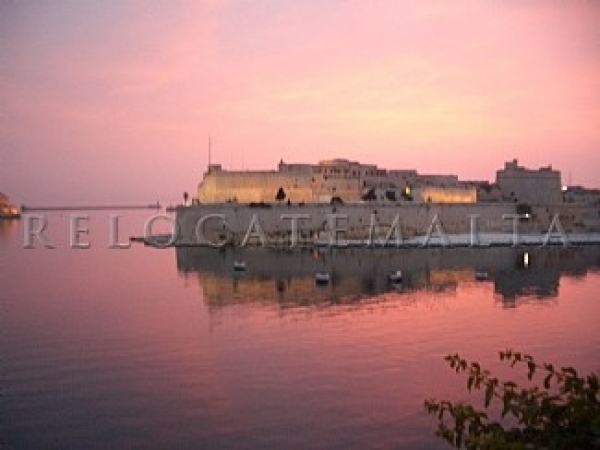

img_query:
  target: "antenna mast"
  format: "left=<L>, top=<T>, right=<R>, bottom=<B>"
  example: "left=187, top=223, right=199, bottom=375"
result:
left=208, top=134, right=212, bottom=168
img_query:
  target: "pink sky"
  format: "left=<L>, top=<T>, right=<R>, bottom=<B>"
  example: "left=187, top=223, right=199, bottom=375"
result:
left=1, top=1, right=599, bottom=204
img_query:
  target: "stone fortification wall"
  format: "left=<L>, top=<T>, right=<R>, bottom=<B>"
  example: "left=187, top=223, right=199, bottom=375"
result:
left=198, top=171, right=314, bottom=203
left=175, top=202, right=599, bottom=246
left=197, top=159, right=480, bottom=205
left=535, top=203, right=600, bottom=232
left=198, top=170, right=476, bottom=205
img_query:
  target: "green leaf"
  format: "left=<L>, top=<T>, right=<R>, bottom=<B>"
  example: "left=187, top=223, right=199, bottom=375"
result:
left=427, top=351, right=600, bottom=449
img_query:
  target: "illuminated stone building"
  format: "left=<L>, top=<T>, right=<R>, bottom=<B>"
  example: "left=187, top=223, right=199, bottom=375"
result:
left=197, top=159, right=477, bottom=204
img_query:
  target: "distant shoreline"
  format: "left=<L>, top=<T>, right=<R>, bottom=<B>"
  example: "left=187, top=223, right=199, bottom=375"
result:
left=21, top=203, right=161, bottom=212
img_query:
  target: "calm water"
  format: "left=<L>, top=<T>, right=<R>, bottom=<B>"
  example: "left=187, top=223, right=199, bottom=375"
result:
left=2, top=213, right=600, bottom=449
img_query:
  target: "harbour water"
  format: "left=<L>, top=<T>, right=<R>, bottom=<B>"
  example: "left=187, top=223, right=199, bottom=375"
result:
left=2, top=212, right=600, bottom=449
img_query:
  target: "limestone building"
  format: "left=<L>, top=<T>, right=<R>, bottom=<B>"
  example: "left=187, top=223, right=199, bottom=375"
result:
left=197, top=159, right=477, bottom=204
left=496, top=159, right=562, bottom=204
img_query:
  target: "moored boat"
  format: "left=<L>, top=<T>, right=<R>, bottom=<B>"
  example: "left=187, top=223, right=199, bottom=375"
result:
left=233, top=260, right=247, bottom=271
left=315, top=272, right=331, bottom=285
left=388, top=270, right=403, bottom=284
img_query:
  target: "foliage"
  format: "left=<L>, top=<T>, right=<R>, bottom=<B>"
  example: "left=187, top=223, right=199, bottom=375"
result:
left=424, top=350, right=600, bottom=449
left=275, top=187, right=286, bottom=202
left=330, top=196, right=344, bottom=206
left=362, top=188, right=376, bottom=201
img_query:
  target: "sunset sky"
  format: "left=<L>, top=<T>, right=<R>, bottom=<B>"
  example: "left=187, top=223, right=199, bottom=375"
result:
left=2, top=1, right=599, bottom=204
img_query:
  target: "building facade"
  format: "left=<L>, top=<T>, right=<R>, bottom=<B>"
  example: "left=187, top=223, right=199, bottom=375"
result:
left=496, top=159, right=562, bottom=204
left=197, top=159, right=478, bottom=204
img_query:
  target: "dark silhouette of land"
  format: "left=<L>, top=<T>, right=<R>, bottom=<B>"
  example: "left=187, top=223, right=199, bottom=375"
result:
left=21, top=202, right=161, bottom=212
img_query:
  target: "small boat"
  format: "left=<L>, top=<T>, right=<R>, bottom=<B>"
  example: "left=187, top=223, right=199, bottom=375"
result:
left=388, top=270, right=403, bottom=283
left=315, top=272, right=331, bottom=285
left=475, top=271, right=489, bottom=281
left=233, top=260, right=246, bottom=271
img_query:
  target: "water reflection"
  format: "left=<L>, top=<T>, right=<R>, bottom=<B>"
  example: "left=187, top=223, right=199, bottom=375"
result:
left=176, top=245, right=600, bottom=309
left=0, top=218, right=19, bottom=243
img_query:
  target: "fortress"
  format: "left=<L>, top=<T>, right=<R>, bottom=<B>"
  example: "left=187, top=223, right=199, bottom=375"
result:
left=174, top=158, right=600, bottom=247
left=197, top=158, right=477, bottom=204
left=197, top=158, right=570, bottom=206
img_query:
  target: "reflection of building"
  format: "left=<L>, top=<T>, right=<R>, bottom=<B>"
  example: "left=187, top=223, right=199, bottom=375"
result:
left=175, top=246, right=600, bottom=309
left=493, top=252, right=561, bottom=300
left=198, top=159, right=477, bottom=204
left=0, top=193, right=19, bottom=218
left=493, top=247, right=600, bottom=300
